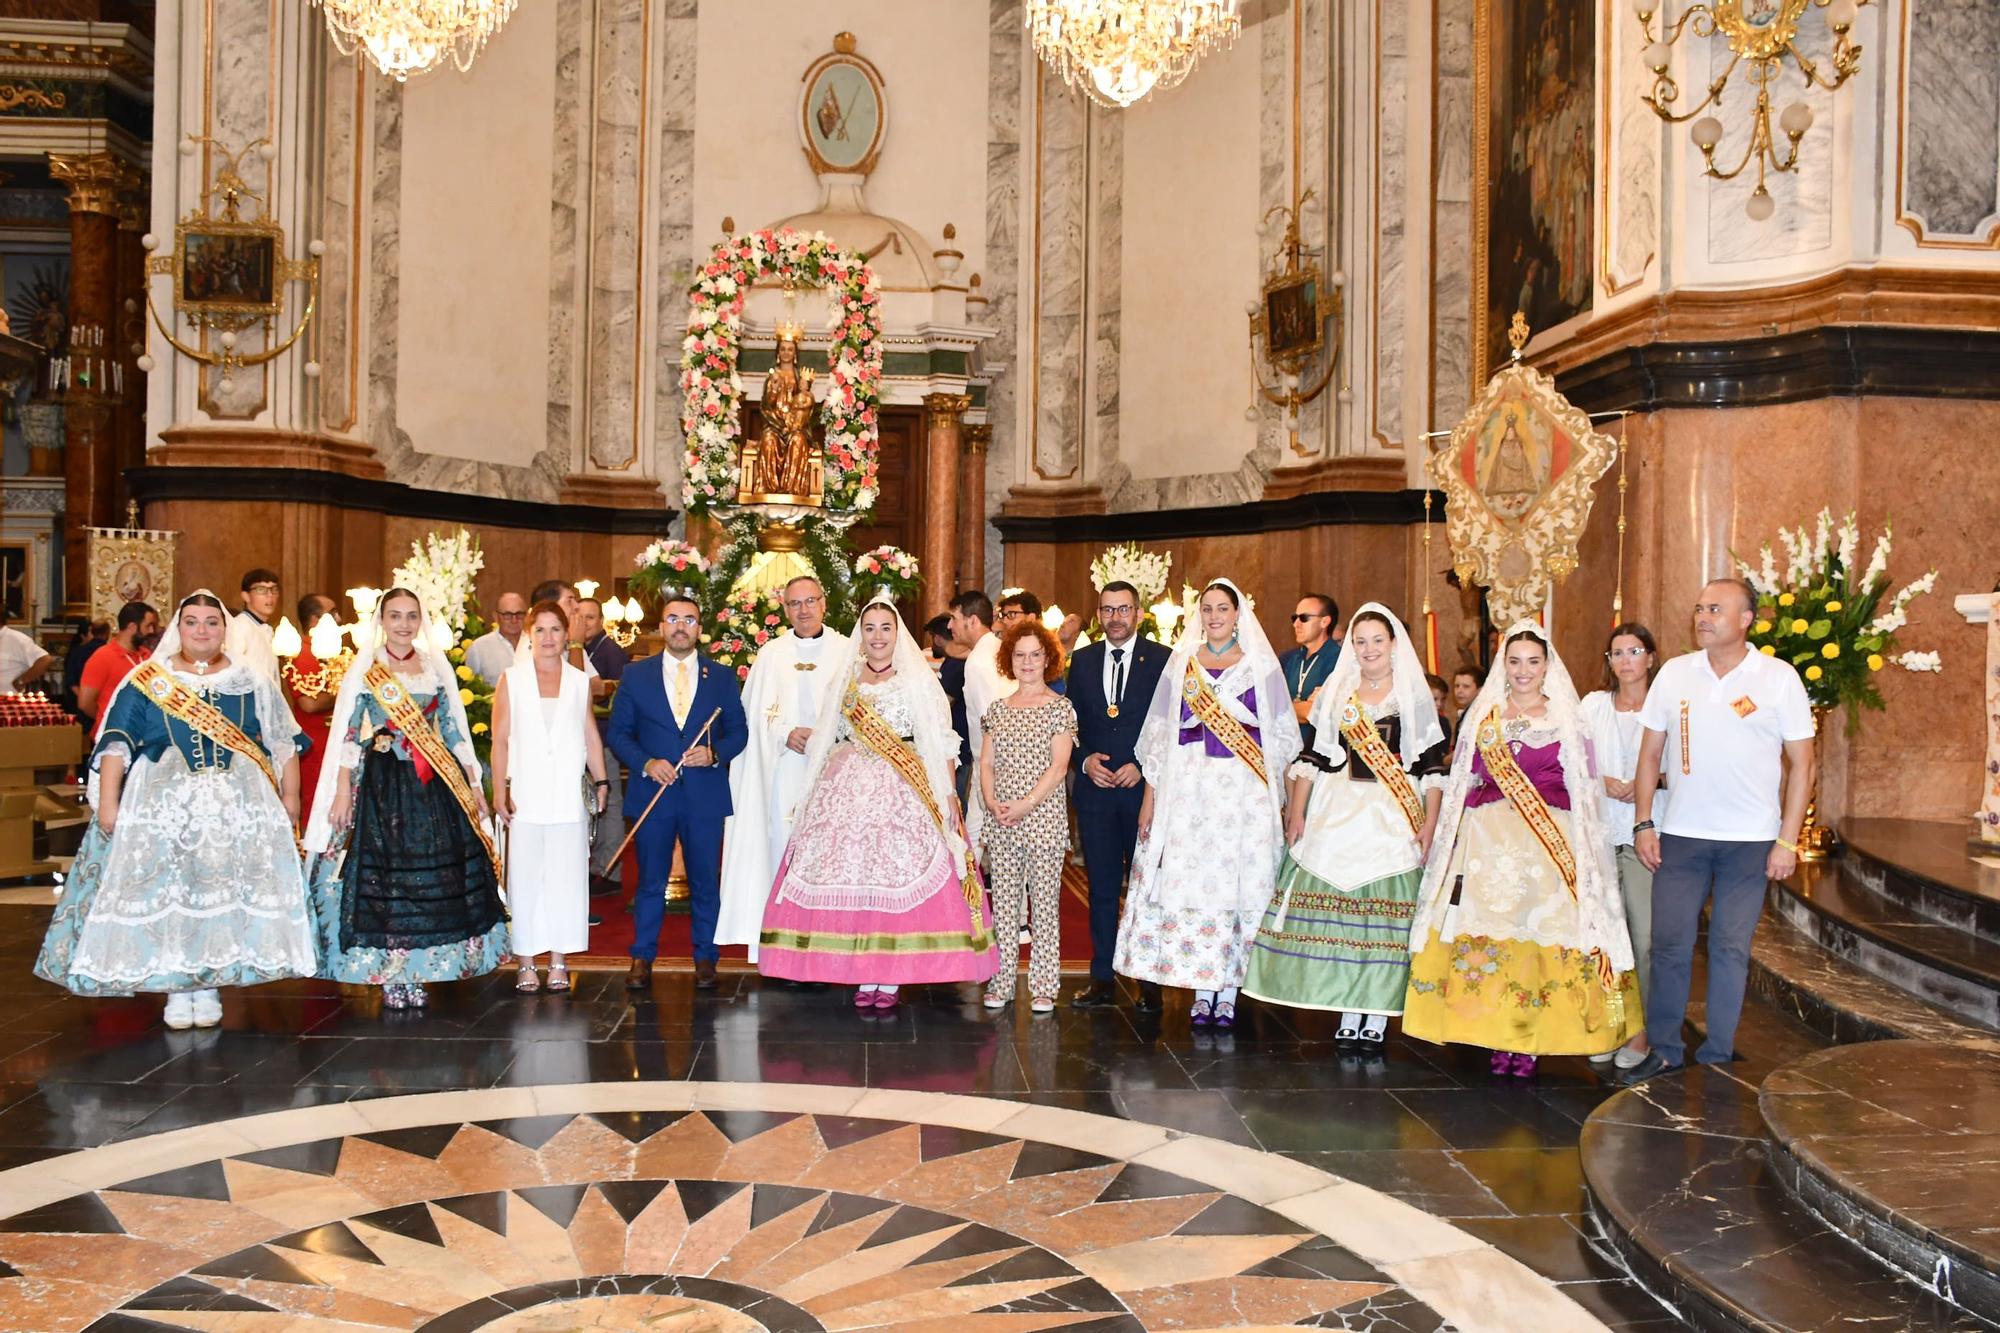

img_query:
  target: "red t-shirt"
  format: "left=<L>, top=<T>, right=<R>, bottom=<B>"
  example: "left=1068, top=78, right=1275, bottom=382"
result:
left=79, top=643, right=146, bottom=738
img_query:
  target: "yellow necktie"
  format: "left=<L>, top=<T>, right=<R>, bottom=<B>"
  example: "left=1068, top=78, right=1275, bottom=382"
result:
left=672, top=658, right=693, bottom=726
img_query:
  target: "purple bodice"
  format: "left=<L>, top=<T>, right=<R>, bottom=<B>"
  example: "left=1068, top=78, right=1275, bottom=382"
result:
left=1466, top=737, right=1571, bottom=810
left=1179, top=667, right=1259, bottom=757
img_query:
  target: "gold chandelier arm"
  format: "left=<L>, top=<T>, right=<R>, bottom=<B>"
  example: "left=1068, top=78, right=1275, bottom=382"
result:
left=141, top=287, right=219, bottom=364
left=1645, top=55, right=1740, bottom=124
left=232, top=286, right=320, bottom=368
left=1288, top=340, right=1339, bottom=407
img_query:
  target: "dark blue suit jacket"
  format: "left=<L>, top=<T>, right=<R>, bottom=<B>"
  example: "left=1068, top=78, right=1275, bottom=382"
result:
left=1065, top=637, right=1170, bottom=775
left=607, top=652, right=748, bottom=820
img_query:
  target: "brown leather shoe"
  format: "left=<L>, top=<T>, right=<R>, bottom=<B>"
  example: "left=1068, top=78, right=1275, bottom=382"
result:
left=694, top=960, right=718, bottom=990
left=625, top=958, right=653, bottom=992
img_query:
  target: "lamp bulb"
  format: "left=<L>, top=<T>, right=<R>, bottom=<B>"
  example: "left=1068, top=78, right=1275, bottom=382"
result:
left=141, top=232, right=158, bottom=251
left=1633, top=0, right=1655, bottom=20
left=179, top=138, right=197, bottom=157
left=136, top=354, right=155, bottom=372
left=217, top=374, right=235, bottom=395
left=1331, top=270, right=1347, bottom=287
left=1644, top=41, right=1673, bottom=72
left=303, top=360, right=321, bottom=379
left=1245, top=300, right=1261, bottom=316
left=1245, top=404, right=1261, bottom=421
left=1825, top=0, right=1858, bottom=29
left=1745, top=188, right=1777, bottom=222
left=258, top=142, right=278, bottom=161
left=1691, top=116, right=1725, bottom=150
left=309, top=239, right=327, bottom=256
left=218, top=331, right=237, bottom=351
left=1779, top=100, right=1814, bottom=137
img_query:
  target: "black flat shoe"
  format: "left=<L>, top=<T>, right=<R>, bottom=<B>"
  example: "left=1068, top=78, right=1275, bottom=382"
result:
left=1071, top=981, right=1118, bottom=1008
left=1615, top=1051, right=1685, bottom=1086
left=1134, top=981, right=1163, bottom=1014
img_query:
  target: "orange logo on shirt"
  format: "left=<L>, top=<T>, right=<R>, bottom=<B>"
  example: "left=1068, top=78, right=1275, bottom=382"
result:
left=1731, top=695, right=1758, bottom=718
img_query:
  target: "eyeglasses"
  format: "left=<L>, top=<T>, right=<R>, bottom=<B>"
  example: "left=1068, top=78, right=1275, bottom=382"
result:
left=1606, top=647, right=1651, bottom=660
left=999, top=608, right=1027, bottom=621
left=783, top=595, right=823, bottom=610
left=497, top=611, right=526, bottom=620
left=1097, top=604, right=1136, bottom=617
left=247, top=583, right=278, bottom=595
left=662, top=614, right=699, bottom=628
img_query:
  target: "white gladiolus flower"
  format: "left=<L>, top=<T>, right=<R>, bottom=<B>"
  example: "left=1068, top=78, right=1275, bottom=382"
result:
left=1895, top=650, right=1942, bottom=673
left=1759, top=545, right=1780, bottom=593
left=1810, top=509, right=1832, bottom=571
left=1778, top=528, right=1805, bottom=588
left=1861, top=525, right=1891, bottom=589
left=1836, top=513, right=1858, bottom=574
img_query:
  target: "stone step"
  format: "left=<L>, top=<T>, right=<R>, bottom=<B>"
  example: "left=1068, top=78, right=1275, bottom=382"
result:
left=1842, top=818, right=2000, bottom=945
left=1748, top=910, right=1995, bottom=1045
left=1770, top=862, right=2000, bottom=1030
left=1760, top=1041, right=2000, bottom=1327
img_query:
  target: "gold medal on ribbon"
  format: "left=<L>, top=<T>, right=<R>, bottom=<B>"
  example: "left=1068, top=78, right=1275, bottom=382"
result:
left=1107, top=703, right=1120, bottom=718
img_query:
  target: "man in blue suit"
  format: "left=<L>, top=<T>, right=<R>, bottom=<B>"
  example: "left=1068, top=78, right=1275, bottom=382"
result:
left=1063, top=580, right=1170, bottom=1010
left=608, top=594, right=748, bottom=992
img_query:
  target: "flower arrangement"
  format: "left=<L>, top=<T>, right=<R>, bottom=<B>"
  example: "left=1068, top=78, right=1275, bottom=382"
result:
left=1089, top=541, right=1171, bottom=604
left=390, top=528, right=484, bottom=640
left=852, top=544, right=921, bottom=604
left=680, top=228, right=883, bottom=515
left=1735, top=509, right=1942, bottom=722
left=700, top=587, right=788, bottom=682
left=630, top=537, right=712, bottom=605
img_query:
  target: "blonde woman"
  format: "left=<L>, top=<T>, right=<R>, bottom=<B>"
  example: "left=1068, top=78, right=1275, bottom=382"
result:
left=494, top=600, right=607, bottom=994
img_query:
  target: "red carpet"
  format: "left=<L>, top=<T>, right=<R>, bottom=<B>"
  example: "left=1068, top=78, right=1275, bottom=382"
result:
left=567, top=858, right=1098, bottom=971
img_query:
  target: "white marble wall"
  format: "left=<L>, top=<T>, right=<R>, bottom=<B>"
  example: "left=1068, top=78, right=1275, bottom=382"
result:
left=1031, top=69, right=1088, bottom=483
left=652, top=0, right=700, bottom=511
left=983, top=0, right=1024, bottom=590
left=1431, top=0, right=1474, bottom=433
left=1902, top=0, right=2000, bottom=240
left=585, top=0, right=648, bottom=474
left=202, top=0, right=275, bottom=421
left=1374, top=0, right=1407, bottom=451
left=318, top=53, right=363, bottom=435
left=1702, top=22, right=1836, bottom=264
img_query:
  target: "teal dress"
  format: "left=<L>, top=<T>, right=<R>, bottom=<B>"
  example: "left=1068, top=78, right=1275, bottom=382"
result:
left=36, top=663, right=317, bottom=995
left=308, top=675, right=508, bottom=985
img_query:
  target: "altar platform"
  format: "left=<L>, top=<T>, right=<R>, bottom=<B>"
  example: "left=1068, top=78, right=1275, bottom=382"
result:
left=1583, top=817, right=2000, bottom=1332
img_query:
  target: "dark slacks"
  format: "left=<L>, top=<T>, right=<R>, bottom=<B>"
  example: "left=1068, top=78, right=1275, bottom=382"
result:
left=1074, top=781, right=1144, bottom=982
left=629, top=800, right=724, bottom=963
left=1645, top=833, right=1771, bottom=1066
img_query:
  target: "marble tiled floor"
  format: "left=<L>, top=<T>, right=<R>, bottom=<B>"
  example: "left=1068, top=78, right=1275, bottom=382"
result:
left=0, top=904, right=1678, bottom=1331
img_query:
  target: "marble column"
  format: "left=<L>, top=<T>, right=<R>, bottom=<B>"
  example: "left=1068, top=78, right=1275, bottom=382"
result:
left=48, top=152, right=132, bottom=611
left=923, top=392, right=972, bottom=614
left=960, top=423, right=991, bottom=597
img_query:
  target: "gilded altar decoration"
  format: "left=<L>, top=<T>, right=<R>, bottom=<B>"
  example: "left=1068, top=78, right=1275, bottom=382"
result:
left=1427, top=315, right=1616, bottom=627
left=1247, top=189, right=1343, bottom=447
left=87, top=523, right=176, bottom=624
left=736, top=325, right=826, bottom=506
left=1634, top=0, right=1867, bottom=220
left=138, top=137, right=323, bottom=397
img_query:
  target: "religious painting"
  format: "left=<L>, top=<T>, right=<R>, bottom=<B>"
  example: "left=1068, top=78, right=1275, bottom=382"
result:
left=799, top=35, right=887, bottom=179
left=1427, top=358, right=1615, bottom=627
left=1263, top=272, right=1321, bottom=360
left=1475, top=0, right=1595, bottom=377
left=86, top=526, right=175, bottom=625
left=177, top=226, right=279, bottom=315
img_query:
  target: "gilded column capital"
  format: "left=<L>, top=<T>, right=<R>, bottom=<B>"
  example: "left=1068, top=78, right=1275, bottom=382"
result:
left=923, top=391, right=973, bottom=421
left=965, top=422, right=992, bottom=456
left=48, top=152, right=137, bottom=217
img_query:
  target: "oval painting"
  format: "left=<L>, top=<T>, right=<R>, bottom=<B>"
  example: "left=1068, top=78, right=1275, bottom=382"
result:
left=804, top=60, right=882, bottom=173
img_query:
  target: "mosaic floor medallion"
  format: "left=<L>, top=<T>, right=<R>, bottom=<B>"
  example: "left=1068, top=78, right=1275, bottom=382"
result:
left=0, top=1085, right=1608, bottom=1332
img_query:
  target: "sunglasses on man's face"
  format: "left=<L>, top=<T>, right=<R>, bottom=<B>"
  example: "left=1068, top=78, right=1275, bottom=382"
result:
left=1291, top=612, right=1325, bottom=623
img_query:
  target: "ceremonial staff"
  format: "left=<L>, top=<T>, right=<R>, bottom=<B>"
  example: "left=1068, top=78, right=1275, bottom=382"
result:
left=602, top=706, right=723, bottom=873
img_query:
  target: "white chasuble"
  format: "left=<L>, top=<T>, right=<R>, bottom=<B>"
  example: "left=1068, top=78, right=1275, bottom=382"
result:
left=717, top=627, right=848, bottom=956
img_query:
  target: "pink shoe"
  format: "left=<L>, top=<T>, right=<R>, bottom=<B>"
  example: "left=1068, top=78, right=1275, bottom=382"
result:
left=872, top=989, right=900, bottom=1011
left=1509, top=1053, right=1538, bottom=1078
left=853, top=988, right=876, bottom=1009
left=1489, top=1049, right=1512, bottom=1075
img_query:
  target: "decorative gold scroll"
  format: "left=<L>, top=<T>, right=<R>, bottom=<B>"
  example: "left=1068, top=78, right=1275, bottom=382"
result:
left=1426, top=316, right=1616, bottom=627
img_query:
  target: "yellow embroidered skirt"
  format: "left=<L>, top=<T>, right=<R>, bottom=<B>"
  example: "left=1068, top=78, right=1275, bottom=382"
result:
left=1401, top=799, right=1639, bottom=1056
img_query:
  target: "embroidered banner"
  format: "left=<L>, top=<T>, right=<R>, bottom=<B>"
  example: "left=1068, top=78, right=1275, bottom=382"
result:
left=1339, top=695, right=1425, bottom=838
left=364, top=664, right=498, bottom=868
left=843, top=682, right=992, bottom=949
left=1180, top=663, right=1269, bottom=787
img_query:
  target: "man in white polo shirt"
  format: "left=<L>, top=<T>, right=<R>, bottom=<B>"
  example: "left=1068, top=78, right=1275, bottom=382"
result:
left=1618, top=577, right=1815, bottom=1084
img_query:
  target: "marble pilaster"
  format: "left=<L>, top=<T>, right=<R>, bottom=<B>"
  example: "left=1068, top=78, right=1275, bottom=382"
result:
left=1087, top=105, right=1122, bottom=489
left=201, top=0, right=276, bottom=421
left=1431, top=0, right=1474, bottom=430
left=922, top=393, right=971, bottom=611
left=960, top=424, right=992, bottom=597
left=1295, top=0, right=1332, bottom=457
left=981, top=0, right=1025, bottom=593
left=318, top=53, right=364, bottom=436
left=547, top=0, right=585, bottom=470
left=1608, top=0, right=1661, bottom=288
left=652, top=0, right=701, bottom=510
left=1374, top=0, right=1408, bottom=449
left=584, top=0, right=647, bottom=474
left=1903, top=0, right=2000, bottom=239
left=1031, top=67, right=1088, bottom=483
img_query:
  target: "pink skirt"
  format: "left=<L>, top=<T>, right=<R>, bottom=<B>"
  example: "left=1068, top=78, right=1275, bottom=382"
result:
left=758, top=743, right=998, bottom=985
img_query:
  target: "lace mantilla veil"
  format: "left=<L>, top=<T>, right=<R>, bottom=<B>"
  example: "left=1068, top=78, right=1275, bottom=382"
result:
left=794, top=588, right=969, bottom=877
left=1408, top=619, right=1631, bottom=970
left=303, top=590, right=480, bottom=854
left=1132, top=578, right=1302, bottom=899
left=1303, top=601, right=1446, bottom=770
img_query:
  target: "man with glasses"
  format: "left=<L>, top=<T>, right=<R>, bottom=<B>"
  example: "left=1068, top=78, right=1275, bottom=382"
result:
left=1063, top=580, right=1170, bottom=1008
left=609, top=594, right=748, bottom=992
left=466, top=592, right=528, bottom=685
left=232, top=568, right=284, bottom=682
left=1280, top=593, right=1341, bottom=752
left=718, top=575, right=848, bottom=965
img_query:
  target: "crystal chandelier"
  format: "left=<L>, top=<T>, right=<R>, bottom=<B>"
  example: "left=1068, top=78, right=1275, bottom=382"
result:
left=1026, top=0, right=1242, bottom=108
left=311, top=0, right=518, bottom=82
left=1635, top=0, right=1867, bottom=220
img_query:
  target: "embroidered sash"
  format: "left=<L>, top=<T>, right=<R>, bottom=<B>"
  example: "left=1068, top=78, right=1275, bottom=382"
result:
left=1474, top=706, right=1618, bottom=1003
left=129, top=660, right=282, bottom=797
left=843, top=682, right=993, bottom=949
left=1339, top=695, right=1424, bottom=837
left=364, top=664, right=498, bottom=868
left=1180, top=662, right=1268, bottom=786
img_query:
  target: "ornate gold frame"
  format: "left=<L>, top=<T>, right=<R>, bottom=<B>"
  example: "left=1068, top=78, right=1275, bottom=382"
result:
left=1427, top=317, right=1618, bottom=627
left=170, top=218, right=285, bottom=322
left=799, top=33, right=887, bottom=179
left=1247, top=190, right=1343, bottom=438
left=86, top=525, right=177, bottom=625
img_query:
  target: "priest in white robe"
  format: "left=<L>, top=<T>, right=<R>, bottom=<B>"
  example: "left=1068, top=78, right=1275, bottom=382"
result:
left=717, top=575, right=849, bottom=960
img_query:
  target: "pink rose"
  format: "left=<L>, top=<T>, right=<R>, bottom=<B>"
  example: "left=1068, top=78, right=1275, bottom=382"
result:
left=704, top=402, right=721, bottom=417
left=753, top=630, right=768, bottom=645
left=737, top=666, right=750, bottom=680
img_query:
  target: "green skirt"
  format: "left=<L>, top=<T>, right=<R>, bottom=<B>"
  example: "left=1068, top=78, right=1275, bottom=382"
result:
left=1241, top=854, right=1422, bottom=1014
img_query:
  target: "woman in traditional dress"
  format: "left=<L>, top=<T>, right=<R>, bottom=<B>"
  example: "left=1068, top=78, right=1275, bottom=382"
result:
left=493, top=600, right=607, bottom=995
left=1243, top=604, right=1449, bottom=1045
left=759, top=591, right=998, bottom=1010
left=36, top=591, right=317, bottom=1028
left=1578, top=621, right=1666, bottom=1073
left=978, top=617, right=1078, bottom=1014
left=1403, top=622, right=1641, bottom=1076
left=304, top=587, right=507, bottom=1010
left=1116, top=579, right=1300, bottom=1030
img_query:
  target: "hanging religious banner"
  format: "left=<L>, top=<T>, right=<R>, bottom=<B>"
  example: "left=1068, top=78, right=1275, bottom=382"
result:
left=87, top=518, right=178, bottom=624
left=1427, top=314, right=1616, bottom=627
